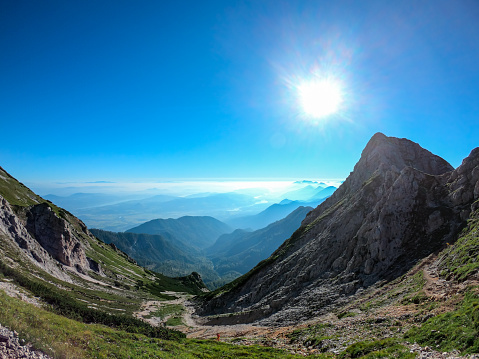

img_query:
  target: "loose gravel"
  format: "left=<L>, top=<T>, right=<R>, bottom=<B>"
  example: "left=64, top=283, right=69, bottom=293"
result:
left=0, top=324, right=52, bottom=359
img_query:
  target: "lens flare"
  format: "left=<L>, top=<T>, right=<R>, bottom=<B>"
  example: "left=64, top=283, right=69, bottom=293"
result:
left=297, top=78, right=343, bottom=118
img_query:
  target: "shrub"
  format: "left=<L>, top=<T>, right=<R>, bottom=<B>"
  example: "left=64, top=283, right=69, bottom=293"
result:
left=0, top=262, right=184, bottom=340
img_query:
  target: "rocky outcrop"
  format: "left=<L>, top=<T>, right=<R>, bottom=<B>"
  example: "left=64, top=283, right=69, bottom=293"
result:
left=25, top=203, right=89, bottom=270
left=199, top=133, right=479, bottom=325
left=0, top=194, right=101, bottom=277
left=0, top=323, right=52, bottom=359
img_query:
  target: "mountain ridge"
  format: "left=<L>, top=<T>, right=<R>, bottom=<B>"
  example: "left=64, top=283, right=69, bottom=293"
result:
left=198, top=133, right=477, bottom=325
left=126, top=215, right=232, bottom=249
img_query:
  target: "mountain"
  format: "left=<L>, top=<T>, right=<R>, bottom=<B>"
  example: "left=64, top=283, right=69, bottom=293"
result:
left=1, top=165, right=314, bottom=358
left=73, top=191, right=265, bottom=231
left=198, top=133, right=478, bottom=325
left=90, top=228, right=224, bottom=286
left=207, top=206, right=313, bottom=277
left=126, top=216, right=232, bottom=249
left=99, top=208, right=311, bottom=287
left=90, top=229, right=201, bottom=266
left=227, top=197, right=330, bottom=230
left=0, top=165, right=208, bottom=342
left=307, top=185, right=337, bottom=201
left=281, top=185, right=325, bottom=201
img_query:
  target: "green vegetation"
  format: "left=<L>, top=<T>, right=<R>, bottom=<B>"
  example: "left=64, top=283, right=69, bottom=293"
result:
left=141, top=272, right=206, bottom=297
left=144, top=303, right=186, bottom=327
left=0, top=290, right=320, bottom=359
left=154, top=304, right=185, bottom=320
left=337, top=311, right=357, bottom=319
left=288, top=323, right=335, bottom=351
left=438, top=208, right=479, bottom=282
left=405, top=289, right=479, bottom=354
left=0, top=261, right=183, bottom=340
left=339, top=338, right=415, bottom=359
left=0, top=166, right=44, bottom=206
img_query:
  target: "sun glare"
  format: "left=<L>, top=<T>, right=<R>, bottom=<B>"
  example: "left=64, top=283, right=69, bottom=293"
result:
left=298, top=78, right=343, bottom=119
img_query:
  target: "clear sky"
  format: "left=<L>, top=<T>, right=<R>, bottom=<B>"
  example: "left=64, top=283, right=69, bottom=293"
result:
left=1, top=0, right=479, bottom=186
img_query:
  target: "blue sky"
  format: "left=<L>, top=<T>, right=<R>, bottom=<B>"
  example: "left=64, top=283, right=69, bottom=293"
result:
left=1, top=0, right=479, bottom=186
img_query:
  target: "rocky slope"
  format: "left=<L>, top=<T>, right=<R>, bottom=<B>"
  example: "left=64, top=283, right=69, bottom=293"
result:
left=0, top=165, right=207, bottom=314
left=0, top=166, right=101, bottom=279
left=0, top=323, right=52, bottom=359
left=199, top=133, right=479, bottom=325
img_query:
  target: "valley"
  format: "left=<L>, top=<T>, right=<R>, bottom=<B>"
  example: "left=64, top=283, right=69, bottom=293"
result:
left=1, top=133, right=479, bottom=358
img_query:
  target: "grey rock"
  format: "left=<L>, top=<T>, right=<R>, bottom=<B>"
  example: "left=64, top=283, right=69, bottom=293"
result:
left=199, top=133, right=478, bottom=325
left=0, top=323, right=52, bottom=359
left=0, top=193, right=102, bottom=278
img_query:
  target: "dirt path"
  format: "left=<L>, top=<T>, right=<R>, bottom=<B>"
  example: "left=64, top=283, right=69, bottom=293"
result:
left=134, top=291, right=296, bottom=340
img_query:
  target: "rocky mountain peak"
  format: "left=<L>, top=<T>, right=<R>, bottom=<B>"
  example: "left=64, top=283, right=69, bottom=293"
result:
left=360, top=132, right=453, bottom=175
left=199, top=134, right=478, bottom=326
left=314, top=133, right=454, bottom=217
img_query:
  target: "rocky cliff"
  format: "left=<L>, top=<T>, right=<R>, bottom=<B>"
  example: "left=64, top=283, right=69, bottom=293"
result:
left=0, top=166, right=101, bottom=278
left=199, top=133, right=479, bottom=325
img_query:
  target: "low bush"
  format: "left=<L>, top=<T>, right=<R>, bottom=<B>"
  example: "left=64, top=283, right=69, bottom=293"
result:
left=0, top=262, right=184, bottom=340
left=405, top=289, right=479, bottom=354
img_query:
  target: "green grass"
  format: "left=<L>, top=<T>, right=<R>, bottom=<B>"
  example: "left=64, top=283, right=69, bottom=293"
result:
left=288, top=323, right=335, bottom=350
left=404, top=288, right=479, bottom=354
left=337, top=311, right=358, bottom=319
left=438, top=208, right=479, bottom=282
left=339, top=338, right=415, bottom=359
left=0, top=167, right=44, bottom=206
left=0, top=261, right=183, bottom=340
left=165, top=316, right=185, bottom=326
left=0, top=290, right=325, bottom=359
left=154, top=304, right=185, bottom=319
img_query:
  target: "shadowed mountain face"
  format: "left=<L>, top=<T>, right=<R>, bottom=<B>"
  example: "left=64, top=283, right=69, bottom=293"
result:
left=207, top=206, right=313, bottom=277
left=126, top=216, right=232, bottom=249
left=92, top=206, right=313, bottom=289
left=199, top=133, right=479, bottom=325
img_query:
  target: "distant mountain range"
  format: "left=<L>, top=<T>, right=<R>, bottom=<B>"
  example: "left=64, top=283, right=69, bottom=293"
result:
left=207, top=206, right=313, bottom=277
left=126, top=215, right=232, bottom=249
left=41, top=182, right=338, bottom=232
left=68, top=192, right=268, bottom=231
left=92, top=206, right=313, bottom=289
left=226, top=186, right=336, bottom=230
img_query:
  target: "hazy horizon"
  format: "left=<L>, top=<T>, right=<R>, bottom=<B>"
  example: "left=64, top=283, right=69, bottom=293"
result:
left=2, top=1, right=478, bottom=186
left=28, top=178, right=344, bottom=198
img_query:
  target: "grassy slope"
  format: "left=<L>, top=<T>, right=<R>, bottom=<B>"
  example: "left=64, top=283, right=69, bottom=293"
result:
left=437, top=207, right=479, bottom=282
left=0, top=290, right=317, bottom=359
left=0, top=166, right=43, bottom=206
left=0, top=166, right=320, bottom=357
left=287, top=207, right=479, bottom=357
left=404, top=207, right=479, bottom=353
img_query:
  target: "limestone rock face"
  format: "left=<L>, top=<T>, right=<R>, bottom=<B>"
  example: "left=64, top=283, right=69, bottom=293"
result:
left=0, top=195, right=101, bottom=276
left=200, top=133, right=479, bottom=325
left=25, top=203, right=89, bottom=270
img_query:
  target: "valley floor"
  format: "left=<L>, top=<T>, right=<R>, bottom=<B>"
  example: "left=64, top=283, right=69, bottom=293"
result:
left=2, top=252, right=479, bottom=358
left=134, top=254, right=479, bottom=358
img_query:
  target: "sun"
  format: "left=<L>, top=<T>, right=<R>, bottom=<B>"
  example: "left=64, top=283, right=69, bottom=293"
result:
left=298, top=78, right=343, bottom=118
